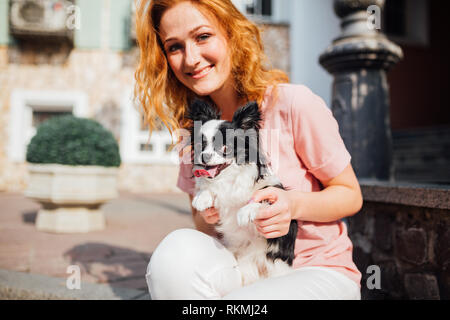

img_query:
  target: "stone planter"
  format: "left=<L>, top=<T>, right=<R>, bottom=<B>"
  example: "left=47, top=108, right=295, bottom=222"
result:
left=25, top=164, right=119, bottom=233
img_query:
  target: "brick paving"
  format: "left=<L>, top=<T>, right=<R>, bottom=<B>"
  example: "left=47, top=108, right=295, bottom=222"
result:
left=0, top=191, right=195, bottom=292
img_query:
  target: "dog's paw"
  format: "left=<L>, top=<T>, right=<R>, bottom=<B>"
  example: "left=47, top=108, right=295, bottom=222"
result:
left=237, top=202, right=260, bottom=227
left=192, top=191, right=214, bottom=212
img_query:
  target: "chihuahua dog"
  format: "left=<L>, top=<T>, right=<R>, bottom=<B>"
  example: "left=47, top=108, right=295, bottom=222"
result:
left=185, top=99, right=298, bottom=286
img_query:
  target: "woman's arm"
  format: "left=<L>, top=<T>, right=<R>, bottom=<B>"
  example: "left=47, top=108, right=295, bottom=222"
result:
left=287, top=164, right=363, bottom=223
left=252, top=164, right=363, bottom=238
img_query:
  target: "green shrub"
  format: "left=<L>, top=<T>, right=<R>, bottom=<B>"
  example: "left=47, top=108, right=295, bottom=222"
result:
left=26, top=115, right=121, bottom=167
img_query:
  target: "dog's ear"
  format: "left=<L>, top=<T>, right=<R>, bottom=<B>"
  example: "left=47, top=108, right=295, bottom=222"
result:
left=186, top=99, right=221, bottom=123
left=231, top=101, right=262, bottom=130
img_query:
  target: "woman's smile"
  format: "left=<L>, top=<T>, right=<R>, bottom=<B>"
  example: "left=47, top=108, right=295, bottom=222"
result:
left=187, top=64, right=215, bottom=79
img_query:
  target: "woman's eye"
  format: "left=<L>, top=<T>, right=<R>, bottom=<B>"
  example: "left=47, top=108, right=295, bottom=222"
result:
left=168, top=44, right=182, bottom=53
left=197, top=34, right=211, bottom=42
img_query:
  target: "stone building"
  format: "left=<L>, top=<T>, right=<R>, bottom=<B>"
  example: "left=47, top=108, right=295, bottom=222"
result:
left=0, top=0, right=293, bottom=193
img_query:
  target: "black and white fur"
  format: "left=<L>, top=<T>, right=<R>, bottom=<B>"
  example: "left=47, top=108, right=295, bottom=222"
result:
left=186, top=99, right=298, bottom=286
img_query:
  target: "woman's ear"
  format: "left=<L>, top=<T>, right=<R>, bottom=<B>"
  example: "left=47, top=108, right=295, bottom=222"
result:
left=187, top=99, right=222, bottom=123
left=231, top=101, right=261, bottom=130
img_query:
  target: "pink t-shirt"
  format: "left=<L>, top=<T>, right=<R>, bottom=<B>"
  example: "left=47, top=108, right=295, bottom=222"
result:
left=177, top=84, right=362, bottom=286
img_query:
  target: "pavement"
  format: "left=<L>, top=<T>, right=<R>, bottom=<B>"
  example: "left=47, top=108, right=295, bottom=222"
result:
left=0, top=191, right=195, bottom=300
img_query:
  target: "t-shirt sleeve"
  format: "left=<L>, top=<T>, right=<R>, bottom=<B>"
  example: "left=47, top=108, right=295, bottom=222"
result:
left=290, top=85, right=351, bottom=182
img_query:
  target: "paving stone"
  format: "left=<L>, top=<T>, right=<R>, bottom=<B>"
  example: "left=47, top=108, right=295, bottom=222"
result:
left=0, top=269, right=150, bottom=300
left=0, top=192, right=194, bottom=296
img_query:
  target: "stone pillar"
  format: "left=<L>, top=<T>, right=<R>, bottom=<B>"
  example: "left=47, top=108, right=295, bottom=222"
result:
left=319, top=0, right=403, bottom=180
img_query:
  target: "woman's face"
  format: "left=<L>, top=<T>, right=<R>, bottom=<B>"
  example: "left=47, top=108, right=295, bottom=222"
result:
left=159, top=2, right=233, bottom=98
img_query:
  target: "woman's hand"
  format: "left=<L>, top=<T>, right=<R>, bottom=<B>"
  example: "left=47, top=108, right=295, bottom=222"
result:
left=250, top=187, right=295, bottom=239
left=199, top=207, right=220, bottom=224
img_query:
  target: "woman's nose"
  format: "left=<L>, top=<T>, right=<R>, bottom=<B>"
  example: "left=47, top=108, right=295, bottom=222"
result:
left=184, top=43, right=200, bottom=68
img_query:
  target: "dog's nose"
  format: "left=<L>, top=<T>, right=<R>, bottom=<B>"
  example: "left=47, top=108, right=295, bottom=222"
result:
left=202, top=153, right=213, bottom=163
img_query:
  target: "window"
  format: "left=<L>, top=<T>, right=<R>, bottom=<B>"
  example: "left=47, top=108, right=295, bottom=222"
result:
left=384, top=0, right=406, bottom=37
left=245, top=0, right=272, bottom=17
left=120, top=90, right=179, bottom=165
left=383, top=0, right=429, bottom=46
left=140, top=143, right=154, bottom=152
left=8, top=90, right=88, bottom=162
left=32, top=109, right=72, bottom=130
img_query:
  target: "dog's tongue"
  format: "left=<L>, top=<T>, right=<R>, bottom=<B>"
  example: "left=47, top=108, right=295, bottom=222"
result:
left=193, top=166, right=219, bottom=178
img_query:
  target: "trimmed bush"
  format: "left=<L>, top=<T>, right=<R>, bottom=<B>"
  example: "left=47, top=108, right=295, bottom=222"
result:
left=26, top=115, right=121, bottom=167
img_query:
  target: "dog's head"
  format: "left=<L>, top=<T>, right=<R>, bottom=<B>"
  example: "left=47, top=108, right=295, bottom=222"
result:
left=186, top=99, right=269, bottom=180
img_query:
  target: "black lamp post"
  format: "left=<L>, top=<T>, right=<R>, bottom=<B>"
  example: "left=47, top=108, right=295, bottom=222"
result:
left=320, top=0, right=403, bottom=180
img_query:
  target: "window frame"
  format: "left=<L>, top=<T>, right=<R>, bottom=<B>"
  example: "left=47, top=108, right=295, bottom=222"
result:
left=8, top=89, right=88, bottom=162
left=383, top=0, right=430, bottom=47
left=120, top=90, right=179, bottom=165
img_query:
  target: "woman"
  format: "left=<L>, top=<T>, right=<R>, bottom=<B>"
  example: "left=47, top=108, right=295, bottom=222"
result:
left=135, top=0, right=363, bottom=299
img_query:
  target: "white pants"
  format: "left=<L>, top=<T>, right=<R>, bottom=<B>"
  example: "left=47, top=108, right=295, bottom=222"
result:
left=146, top=228, right=361, bottom=300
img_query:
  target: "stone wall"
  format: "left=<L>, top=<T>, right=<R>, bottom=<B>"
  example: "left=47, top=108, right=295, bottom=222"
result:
left=260, top=23, right=290, bottom=77
left=0, top=42, right=184, bottom=194
left=0, top=45, right=150, bottom=192
left=347, top=182, right=450, bottom=299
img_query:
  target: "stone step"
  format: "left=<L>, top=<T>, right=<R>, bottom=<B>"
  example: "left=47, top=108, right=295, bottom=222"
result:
left=0, top=269, right=151, bottom=300
left=392, top=126, right=450, bottom=183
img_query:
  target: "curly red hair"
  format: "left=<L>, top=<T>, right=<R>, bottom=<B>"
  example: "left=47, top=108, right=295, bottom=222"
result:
left=134, top=0, right=288, bottom=143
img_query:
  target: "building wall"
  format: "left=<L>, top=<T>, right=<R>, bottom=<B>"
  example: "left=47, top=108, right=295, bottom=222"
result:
left=388, top=0, right=450, bottom=130
left=0, top=48, right=134, bottom=191
left=0, top=0, right=10, bottom=45
left=0, top=0, right=292, bottom=193
left=0, top=0, right=170, bottom=193
left=233, top=0, right=338, bottom=106
left=289, top=0, right=339, bottom=107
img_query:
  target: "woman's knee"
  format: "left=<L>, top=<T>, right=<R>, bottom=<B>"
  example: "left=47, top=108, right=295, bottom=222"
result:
left=146, top=228, right=241, bottom=299
left=146, top=229, right=204, bottom=299
left=147, top=229, right=203, bottom=275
